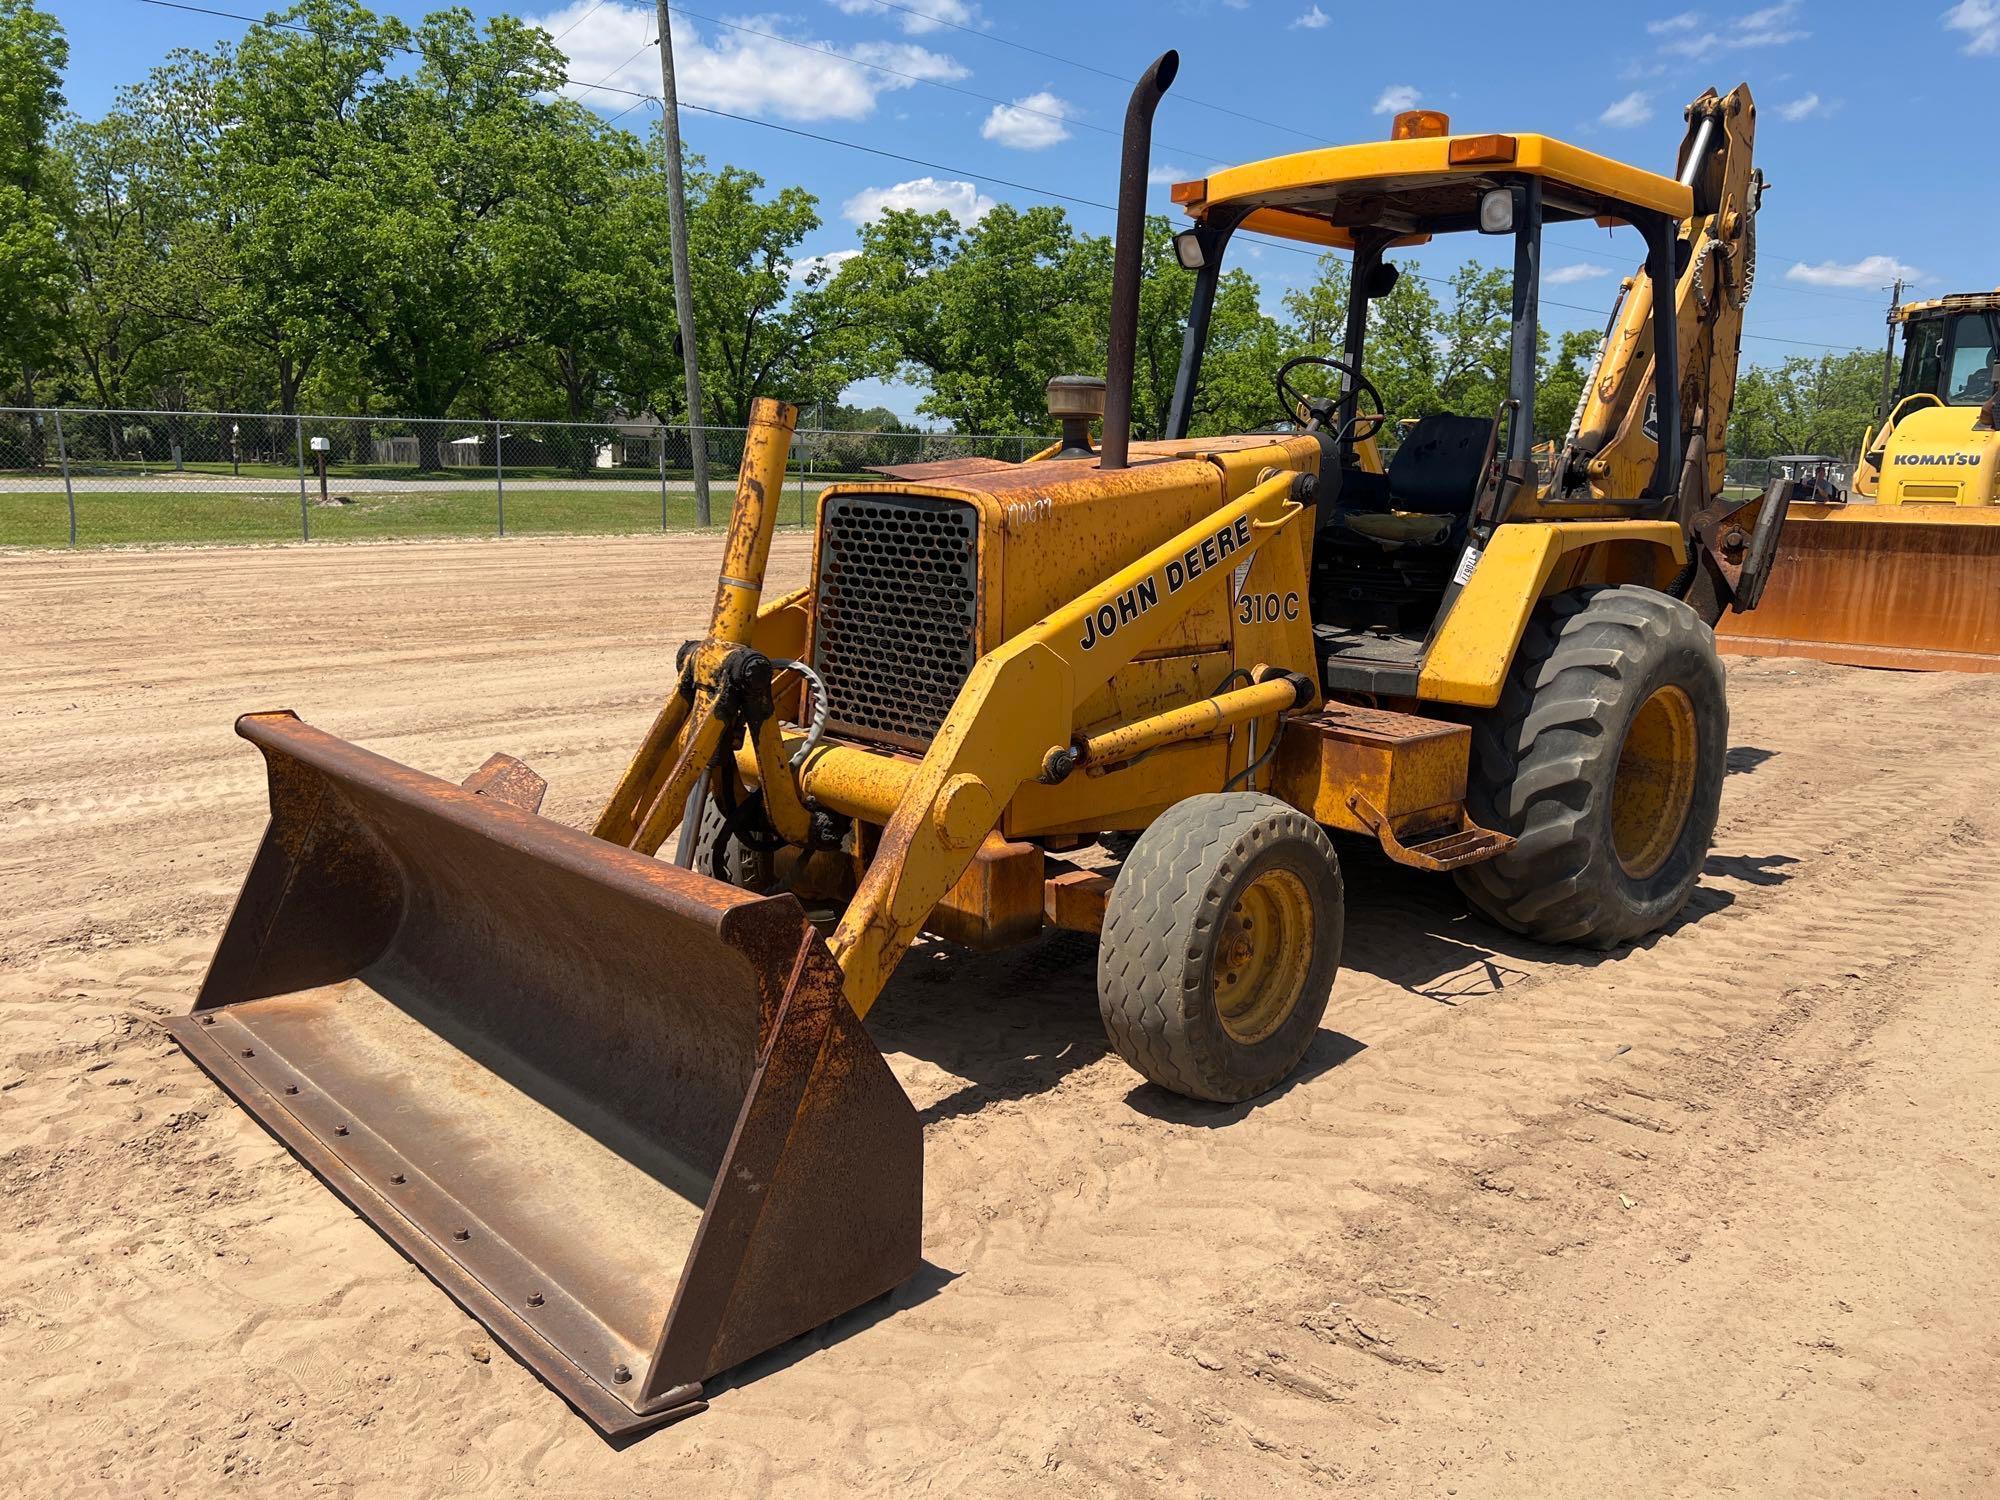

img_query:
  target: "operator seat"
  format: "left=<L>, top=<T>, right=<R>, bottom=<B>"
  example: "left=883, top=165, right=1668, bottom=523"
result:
left=1332, top=412, right=1494, bottom=541
left=1310, top=411, right=1496, bottom=635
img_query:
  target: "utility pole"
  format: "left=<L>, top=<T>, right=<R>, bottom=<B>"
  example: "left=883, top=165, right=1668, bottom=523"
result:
left=654, top=0, right=712, bottom=524
left=1877, top=276, right=1904, bottom=422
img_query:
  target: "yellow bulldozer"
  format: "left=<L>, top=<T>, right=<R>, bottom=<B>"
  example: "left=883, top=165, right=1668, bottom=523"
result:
left=170, top=56, right=1784, bottom=1434
left=1716, top=290, right=2000, bottom=670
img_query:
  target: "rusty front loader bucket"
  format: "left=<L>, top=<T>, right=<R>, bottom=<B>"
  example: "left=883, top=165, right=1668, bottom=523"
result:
left=167, top=712, right=921, bottom=1435
left=1715, top=503, right=2000, bottom=672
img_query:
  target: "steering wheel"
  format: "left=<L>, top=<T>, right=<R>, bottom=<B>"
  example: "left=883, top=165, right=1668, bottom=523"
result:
left=1276, top=354, right=1386, bottom=441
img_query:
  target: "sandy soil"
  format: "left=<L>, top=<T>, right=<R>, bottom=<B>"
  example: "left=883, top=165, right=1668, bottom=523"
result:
left=4, top=535, right=1998, bottom=1499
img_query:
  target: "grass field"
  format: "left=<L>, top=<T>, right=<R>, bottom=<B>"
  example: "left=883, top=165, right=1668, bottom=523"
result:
left=0, top=483, right=825, bottom=547
left=1, top=476, right=1777, bottom=549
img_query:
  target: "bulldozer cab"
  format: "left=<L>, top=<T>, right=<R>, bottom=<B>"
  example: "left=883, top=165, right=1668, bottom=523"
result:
left=1163, top=114, right=1720, bottom=694
left=1895, top=296, right=2000, bottom=410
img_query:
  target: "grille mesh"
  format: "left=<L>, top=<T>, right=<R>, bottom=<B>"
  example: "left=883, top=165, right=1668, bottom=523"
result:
left=812, top=494, right=980, bottom=747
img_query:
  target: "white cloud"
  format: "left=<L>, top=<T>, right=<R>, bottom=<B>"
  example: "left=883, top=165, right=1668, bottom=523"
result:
left=1785, top=254, right=1924, bottom=289
left=980, top=91, right=1073, bottom=149
left=1373, top=84, right=1421, bottom=114
left=535, top=3, right=967, bottom=123
left=1944, top=0, right=2000, bottom=54
left=788, top=249, right=861, bottom=283
left=1147, top=163, right=1190, bottom=184
left=1291, top=5, right=1330, bottom=27
left=1778, top=91, right=1823, bottom=120
left=1547, top=263, right=1616, bottom=285
left=842, top=176, right=996, bottom=226
left=1599, top=90, right=1655, bottom=127
left=1222, top=0, right=1250, bottom=8
left=829, top=0, right=978, bottom=35
left=1646, top=10, right=1702, bottom=32
left=1658, top=0, right=1807, bottom=57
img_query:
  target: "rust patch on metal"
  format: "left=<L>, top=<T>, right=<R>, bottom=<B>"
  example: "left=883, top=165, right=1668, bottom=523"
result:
left=1716, top=504, right=2000, bottom=672
left=864, top=456, right=1016, bottom=481
left=1346, top=792, right=1514, bottom=872
left=460, top=752, right=547, bottom=813
left=1042, top=866, right=1112, bottom=934
left=171, top=712, right=921, bottom=1435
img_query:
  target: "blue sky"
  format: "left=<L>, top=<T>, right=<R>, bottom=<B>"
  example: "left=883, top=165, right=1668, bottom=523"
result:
left=49, top=0, right=2000, bottom=418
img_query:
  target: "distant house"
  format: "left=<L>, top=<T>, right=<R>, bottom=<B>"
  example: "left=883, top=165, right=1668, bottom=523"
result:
left=599, top=415, right=671, bottom=468
left=440, top=433, right=485, bottom=468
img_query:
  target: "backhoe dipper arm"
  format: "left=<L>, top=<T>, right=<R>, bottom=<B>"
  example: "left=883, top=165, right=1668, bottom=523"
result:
left=830, top=469, right=1309, bottom=1016
left=1564, top=84, right=1759, bottom=508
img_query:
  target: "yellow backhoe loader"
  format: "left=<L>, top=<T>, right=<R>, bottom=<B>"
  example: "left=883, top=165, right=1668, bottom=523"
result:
left=1716, top=290, right=2000, bottom=670
left=170, top=57, right=1784, bottom=1435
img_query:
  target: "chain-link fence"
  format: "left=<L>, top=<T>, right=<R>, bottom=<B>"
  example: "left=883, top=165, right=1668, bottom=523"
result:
left=0, top=408, right=1053, bottom=549
left=3, top=407, right=1852, bottom=550
left=1722, top=454, right=1851, bottom=499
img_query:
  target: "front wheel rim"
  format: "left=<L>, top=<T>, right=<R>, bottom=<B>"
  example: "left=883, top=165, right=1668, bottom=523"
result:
left=1610, top=683, right=1700, bottom=880
left=1212, top=867, right=1315, bottom=1044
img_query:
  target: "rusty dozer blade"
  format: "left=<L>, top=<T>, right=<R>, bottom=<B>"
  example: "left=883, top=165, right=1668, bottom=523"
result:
left=167, top=711, right=922, bottom=1436
left=1715, top=503, right=2000, bottom=672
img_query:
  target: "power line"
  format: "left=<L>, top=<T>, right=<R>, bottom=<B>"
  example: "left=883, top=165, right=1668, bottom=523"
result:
left=571, top=31, right=656, bottom=103
left=825, top=0, right=1330, bottom=144
left=1542, top=228, right=1887, bottom=309
left=671, top=6, right=1214, bottom=162
left=551, top=0, right=610, bottom=44
left=132, top=0, right=1870, bottom=356
left=676, top=100, right=1120, bottom=214
left=137, top=0, right=664, bottom=101
left=1233, top=233, right=1865, bottom=350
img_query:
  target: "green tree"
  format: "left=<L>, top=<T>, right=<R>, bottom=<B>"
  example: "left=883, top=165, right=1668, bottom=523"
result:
left=1280, top=253, right=1459, bottom=422
left=506, top=124, right=674, bottom=425
left=48, top=110, right=187, bottom=413
left=1183, top=269, right=1285, bottom=437
left=212, top=0, right=411, bottom=413
left=851, top=206, right=1279, bottom=440
left=853, top=202, right=1101, bottom=433
left=1430, top=262, right=1512, bottom=418
left=1728, top=350, right=1880, bottom=461
left=215, top=2, right=623, bottom=456
left=678, top=157, right=876, bottom=427
left=1280, top=253, right=1612, bottom=442
left=1537, top=328, right=1603, bottom=444
left=0, top=0, right=70, bottom=405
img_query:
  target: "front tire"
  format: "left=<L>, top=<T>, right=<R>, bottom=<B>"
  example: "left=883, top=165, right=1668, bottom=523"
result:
left=1099, top=793, right=1345, bottom=1103
left=1455, top=583, right=1727, bottom=948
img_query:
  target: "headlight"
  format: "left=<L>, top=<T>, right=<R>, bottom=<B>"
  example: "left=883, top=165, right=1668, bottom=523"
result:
left=1173, top=230, right=1206, bottom=270
left=1478, top=187, right=1514, bottom=235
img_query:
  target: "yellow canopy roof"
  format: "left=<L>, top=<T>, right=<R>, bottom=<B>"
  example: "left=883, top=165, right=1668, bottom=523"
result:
left=1177, top=133, right=1692, bottom=251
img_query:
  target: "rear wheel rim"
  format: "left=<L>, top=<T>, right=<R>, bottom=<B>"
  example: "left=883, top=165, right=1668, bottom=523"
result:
left=1212, top=867, right=1314, bottom=1045
left=1611, top=683, right=1699, bottom=880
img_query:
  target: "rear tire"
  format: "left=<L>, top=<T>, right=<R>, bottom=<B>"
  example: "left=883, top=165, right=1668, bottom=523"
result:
left=1455, top=583, right=1726, bottom=948
left=1099, top=793, right=1344, bottom=1103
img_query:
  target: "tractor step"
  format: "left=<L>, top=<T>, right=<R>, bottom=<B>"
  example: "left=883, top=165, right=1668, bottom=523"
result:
left=1346, top=793, right=1514, bottom=872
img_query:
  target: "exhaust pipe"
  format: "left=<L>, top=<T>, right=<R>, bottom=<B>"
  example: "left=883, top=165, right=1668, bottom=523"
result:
left=1100, top=49, right=1179, bottom=471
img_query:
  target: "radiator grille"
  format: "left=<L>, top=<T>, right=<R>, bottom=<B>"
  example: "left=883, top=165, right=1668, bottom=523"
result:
left=812, top=494, right=980, bottom=747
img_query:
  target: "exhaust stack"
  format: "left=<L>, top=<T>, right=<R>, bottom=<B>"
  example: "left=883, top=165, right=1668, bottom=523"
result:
left=1100, top=49, right=1179, bottom=471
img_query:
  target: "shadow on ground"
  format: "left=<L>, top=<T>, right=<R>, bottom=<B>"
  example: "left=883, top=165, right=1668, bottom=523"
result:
left=860, top=834, right=1804, bottom=1125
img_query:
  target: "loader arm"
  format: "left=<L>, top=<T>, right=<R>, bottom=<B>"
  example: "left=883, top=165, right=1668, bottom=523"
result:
left=830, top=469, right=1311, bottom=1014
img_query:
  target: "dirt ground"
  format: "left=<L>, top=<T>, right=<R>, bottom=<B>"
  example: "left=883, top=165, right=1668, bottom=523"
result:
left=4, top=535, right=1998, bottom=1499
